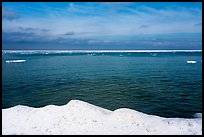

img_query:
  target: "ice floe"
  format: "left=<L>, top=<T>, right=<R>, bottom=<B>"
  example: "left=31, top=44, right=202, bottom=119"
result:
left=6, top=60, right=26, bottom=63
left=187, top=60, right=197, bottom=64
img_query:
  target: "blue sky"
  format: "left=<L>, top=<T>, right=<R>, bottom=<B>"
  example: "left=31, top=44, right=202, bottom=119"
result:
left=2, top=2, right=202, bottom=50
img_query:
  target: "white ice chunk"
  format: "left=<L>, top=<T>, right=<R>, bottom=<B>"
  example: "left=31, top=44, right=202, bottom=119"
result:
left=6, top=60, right=26, bottom=63
left=187, top=60, right=197, bottom=64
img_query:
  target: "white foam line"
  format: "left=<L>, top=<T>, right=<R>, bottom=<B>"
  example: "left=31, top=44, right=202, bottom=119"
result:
left=2, top=100, right=202, bottom=135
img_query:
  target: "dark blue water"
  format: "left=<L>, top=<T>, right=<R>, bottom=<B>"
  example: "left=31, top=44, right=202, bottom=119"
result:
left=2, top=50, right=202, bottom=118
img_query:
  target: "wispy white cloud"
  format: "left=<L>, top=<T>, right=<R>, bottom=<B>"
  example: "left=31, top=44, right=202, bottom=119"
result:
left=2, top=2, right=202, bottom=41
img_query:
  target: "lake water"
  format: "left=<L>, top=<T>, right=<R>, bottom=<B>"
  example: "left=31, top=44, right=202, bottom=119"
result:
left=2, top=50, right=202, bottom=118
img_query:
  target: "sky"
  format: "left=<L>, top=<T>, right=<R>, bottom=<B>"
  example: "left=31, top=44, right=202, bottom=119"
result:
left=2, top=2, right=202, bottom=50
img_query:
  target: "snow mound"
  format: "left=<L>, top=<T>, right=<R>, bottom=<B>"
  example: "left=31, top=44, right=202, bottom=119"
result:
left=2, top=100, right=202, bottom=135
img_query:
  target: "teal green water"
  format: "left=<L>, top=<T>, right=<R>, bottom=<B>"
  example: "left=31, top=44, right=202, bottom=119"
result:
left=2, top=51, right=202, bottom=118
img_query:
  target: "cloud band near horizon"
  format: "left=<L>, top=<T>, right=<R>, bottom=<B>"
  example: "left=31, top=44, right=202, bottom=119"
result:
left=2, top=2, right=202, bottom=50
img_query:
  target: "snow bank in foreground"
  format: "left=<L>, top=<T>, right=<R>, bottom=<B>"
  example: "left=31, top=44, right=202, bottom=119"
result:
left=2, top=100, right=202, bottom=135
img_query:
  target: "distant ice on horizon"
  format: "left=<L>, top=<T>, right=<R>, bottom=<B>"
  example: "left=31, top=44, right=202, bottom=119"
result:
left=2, top=49, right=202, bottom=53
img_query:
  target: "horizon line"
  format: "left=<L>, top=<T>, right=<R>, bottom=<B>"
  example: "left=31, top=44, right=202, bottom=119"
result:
left=2, top=49, right=202, bottom=53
